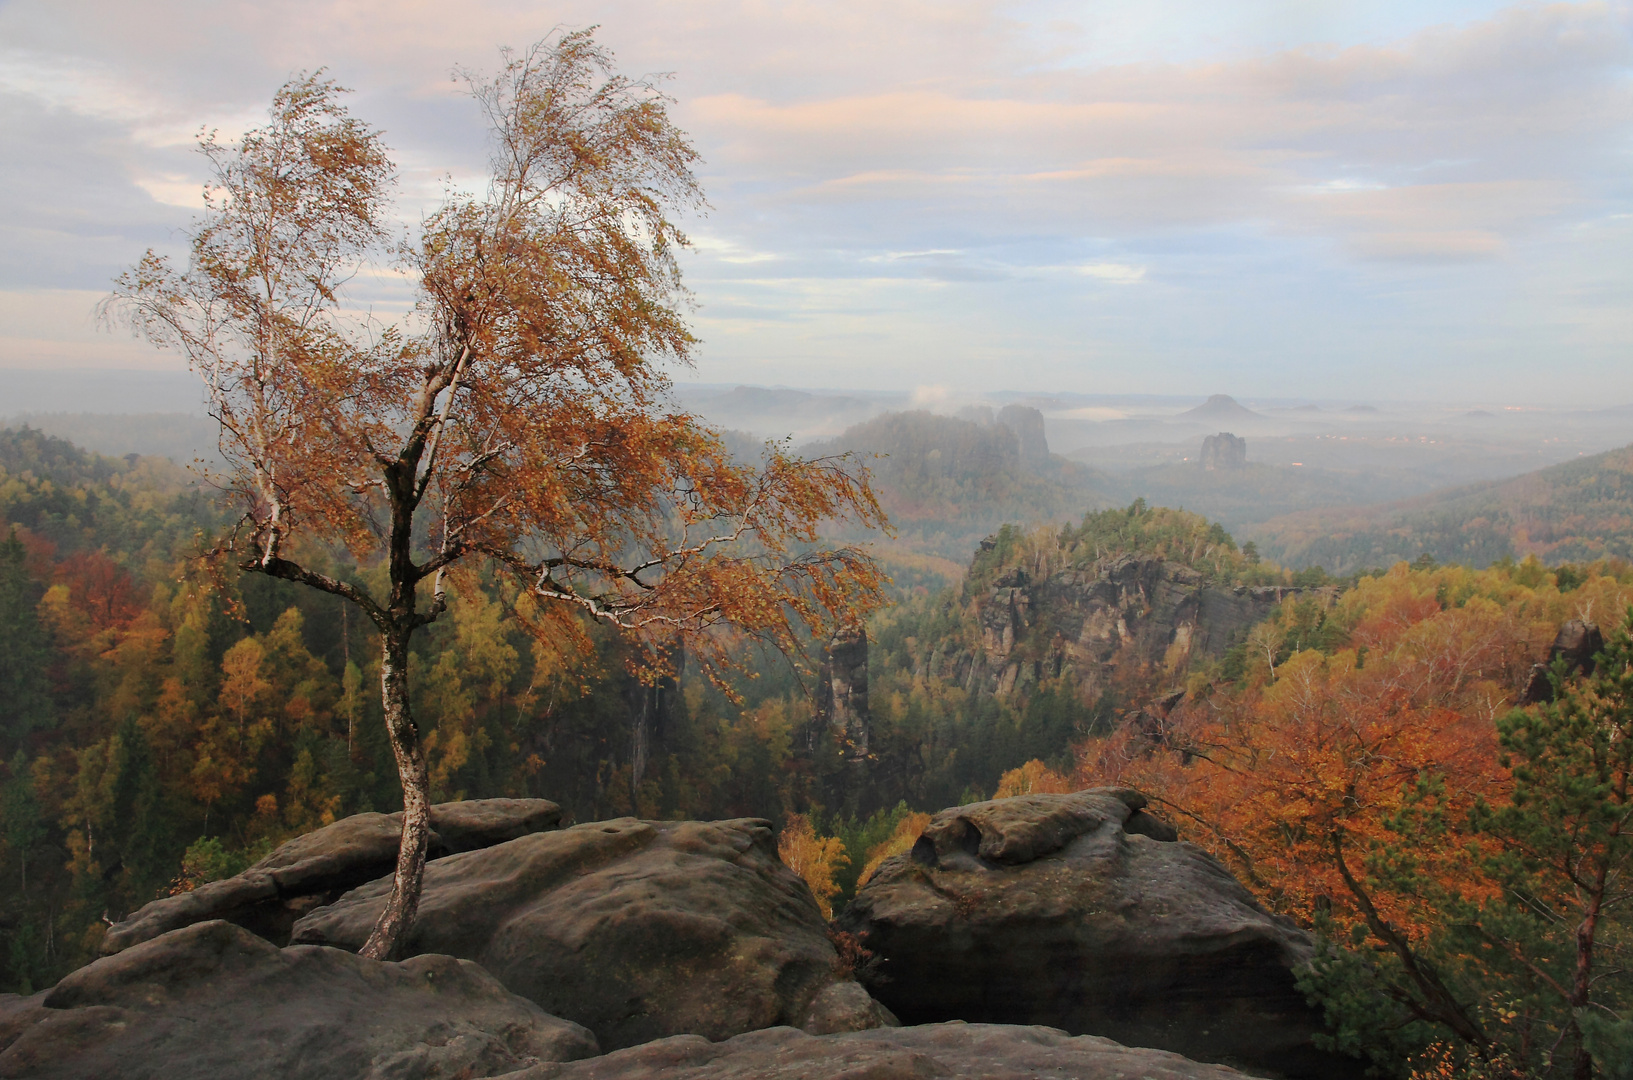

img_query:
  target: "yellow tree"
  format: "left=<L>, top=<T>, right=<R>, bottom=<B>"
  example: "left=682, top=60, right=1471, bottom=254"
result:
left=108, top=33, right=887, bottom=959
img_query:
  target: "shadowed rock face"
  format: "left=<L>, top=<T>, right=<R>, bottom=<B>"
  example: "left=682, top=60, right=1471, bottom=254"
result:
left=511, top=1023, right=1258, bottom=1080
left=100, top=799, right=563, bottom=956
left=835, top=789, right=1361, bottom=1080
left=1522, top=619, right=1605, bottom=702
left=0, top=920, right=596, bottom=1080
left=291, top=817, right=870, bottom=1051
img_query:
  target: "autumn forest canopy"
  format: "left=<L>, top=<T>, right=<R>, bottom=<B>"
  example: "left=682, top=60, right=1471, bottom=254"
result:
left=6, top=27, right=1633, bottom=1080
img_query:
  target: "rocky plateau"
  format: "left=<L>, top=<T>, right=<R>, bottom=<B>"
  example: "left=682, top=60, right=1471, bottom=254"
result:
left=1, top=790, right=1355, bottom=1079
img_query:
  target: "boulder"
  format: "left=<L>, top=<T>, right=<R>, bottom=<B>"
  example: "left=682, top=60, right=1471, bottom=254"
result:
left=799, top=980, right=899, bottom=1036
left=835, top=788, right=1360, bottom=1080
left=101, top=798, right=561, bottom=955
left=0, top=920, right=596, bottom=1080
left=292, top=816, right=874, bottom=1051
left=505, top=1022, right=1257, bottom=1080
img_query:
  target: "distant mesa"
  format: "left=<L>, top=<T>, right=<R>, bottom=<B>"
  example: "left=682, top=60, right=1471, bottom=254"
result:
left=1289, top=404, right=1321, bottom=412
left=1200, top=432, right=1247, bottom=472
left=1467, top=409, right=1495, bottom=419
left=1179, top=394, right=1264, bottom=423
left=1344, top=404, right=1379, bottom=413
left=997, top=404, right=1050, bottom=466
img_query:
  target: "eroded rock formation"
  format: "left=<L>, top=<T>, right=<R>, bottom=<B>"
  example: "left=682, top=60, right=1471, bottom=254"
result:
left=1522, top=618, right=1605, bottom=702
left=996, top=404, right=1049, bottom=468
left=925, top=552, right=1294, bottom=700
left=1200, top=432, right=1247, bottom=471
left=814, top=623, right=870, bottom=760
left=0, top=920, right=597, bottom=1080
left=835, top=788, right=1359, bottom=1080
left=290, top=817, right=874, bottom=1050
left=101, top=798, right=562, bottom=955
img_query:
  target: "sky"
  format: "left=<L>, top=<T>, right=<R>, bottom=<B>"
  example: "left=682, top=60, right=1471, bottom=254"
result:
left=2, top=0, right=1631, bottom=405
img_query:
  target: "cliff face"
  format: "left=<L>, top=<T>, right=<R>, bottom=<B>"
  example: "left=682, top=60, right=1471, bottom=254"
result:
left=815, top=624, right=871, bottom=760
left=919, top=549, right=1293, bottom=702
left=1200, top=432, right=1247, bottom=471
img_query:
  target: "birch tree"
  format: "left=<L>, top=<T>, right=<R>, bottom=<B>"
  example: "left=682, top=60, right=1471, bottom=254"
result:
left=108, top=32, right=887, bottom=959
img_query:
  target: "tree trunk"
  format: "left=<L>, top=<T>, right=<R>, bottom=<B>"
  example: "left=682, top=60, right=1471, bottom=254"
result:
left=359, top=629, right=431, bottom=961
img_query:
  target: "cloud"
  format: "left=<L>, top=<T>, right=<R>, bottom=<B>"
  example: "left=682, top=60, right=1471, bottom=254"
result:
left=2, top=0, right=1632, bottom=399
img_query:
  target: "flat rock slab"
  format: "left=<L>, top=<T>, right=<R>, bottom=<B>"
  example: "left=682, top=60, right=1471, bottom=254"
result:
left=504, top=1022, right=1257, bottom=1080
left=0, top=920, right=597, bottom=1080
left=101, top=798, right=562, bottom=955
left=837, top=789, right=1359, bottom=1080
left=293, top=817, right=851, bottom=1050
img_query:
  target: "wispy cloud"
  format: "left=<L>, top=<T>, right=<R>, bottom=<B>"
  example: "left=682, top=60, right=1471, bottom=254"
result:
left=2, top=0, right=1631, bottom=402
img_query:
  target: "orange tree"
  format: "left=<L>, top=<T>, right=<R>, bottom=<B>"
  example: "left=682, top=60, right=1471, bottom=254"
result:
left=1081, top=563, right=1632, bottom=1070
left=108, top=33, right=887, bottom=959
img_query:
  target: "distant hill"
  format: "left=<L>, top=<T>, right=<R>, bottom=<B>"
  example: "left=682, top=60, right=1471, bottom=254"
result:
left=1178, top=394, right=1263, bottom=423
left=682, top=385, right=886, bottom=440
left=804, top=409, right=1116, bottom=572
left=1249, top=443, right=1633, bottom=572
left=1116, top=460, right=1425, bottom=534
left=10, top=412, right=222, bottom=466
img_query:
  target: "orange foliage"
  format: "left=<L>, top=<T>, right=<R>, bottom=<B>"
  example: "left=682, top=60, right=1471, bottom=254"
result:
left=857, top=812, right=932, bottom=888
left=778, top=813, right=849, bottom=919
left=1080, top=562, right=1626, bottom=946
left=994, top=759, right=1076, bottom=798
left=106, top=33, right=890, bottom=957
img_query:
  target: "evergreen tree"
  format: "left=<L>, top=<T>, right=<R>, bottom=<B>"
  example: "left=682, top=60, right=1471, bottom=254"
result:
left=0, top=530, right=52, bottom=745
left=1469, top=617, right=1633, bottom=1080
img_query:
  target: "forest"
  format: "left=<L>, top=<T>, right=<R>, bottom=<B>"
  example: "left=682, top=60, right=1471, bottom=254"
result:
left=7, top=418, right=1633, bottom=1076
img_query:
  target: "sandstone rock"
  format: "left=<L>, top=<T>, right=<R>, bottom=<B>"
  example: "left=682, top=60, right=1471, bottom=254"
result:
left=504, top=1022, right=1257, bottom=1080
left=1523, top=619, right=1605, bottom=702
left=1200, top=432, right=1247, bottom=471
left=292, top=816, right=858, bottom=1050
left=836, top=788, right=1360, bottom=1080
left=799, top=980, right=899, bottom=1035
left=927, top=551, right=1295, bottom=701
left=814, top=623, right=871, bottom=761
left=100, top=798, right=561, bottom=955
left=0, top=920, right=596, bottom=1080
left=997, top=404, right=1049, bottom=467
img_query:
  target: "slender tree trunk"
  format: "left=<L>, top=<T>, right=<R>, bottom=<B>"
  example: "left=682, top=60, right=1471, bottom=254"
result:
left=1570, top=886, right=1605, bottom=1080
left=359, top=628, right=432, bottom=961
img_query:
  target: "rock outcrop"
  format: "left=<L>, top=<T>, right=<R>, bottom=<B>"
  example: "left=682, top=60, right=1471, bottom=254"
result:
left=0, top=920, right=597, bottom=1080
left=997, top=404, right=1049, bottom=468
left=835, top=789, right=1358, bottom=1080
left=1522, top=618, right=1605, bottom=702
left=814, top=623, right=871, bottom=760
left=291, top=817, right=871, bottom=1051
left=509, top=1022, right=1257, bottom=1080
left=926, top=552, right=1294, bottom=700
left=1200, top=432, right=1247, bottom=471
left=101, top=798, right=562, bottom=955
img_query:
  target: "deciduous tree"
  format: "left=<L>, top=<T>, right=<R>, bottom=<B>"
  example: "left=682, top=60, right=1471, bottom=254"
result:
left=108, top=33, right=886, bottom=958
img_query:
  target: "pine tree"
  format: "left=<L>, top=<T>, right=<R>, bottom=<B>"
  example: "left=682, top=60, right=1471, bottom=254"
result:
left=0, top=530, right=52, bottom=746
